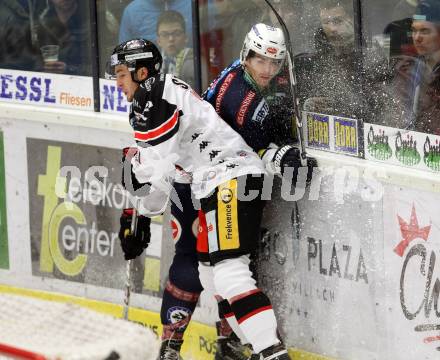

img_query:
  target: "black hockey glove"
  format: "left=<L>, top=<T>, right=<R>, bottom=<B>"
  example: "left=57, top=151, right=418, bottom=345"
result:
left=118, top=208, right=151, bottom=260
left=272, top=145, right=317, bottom=185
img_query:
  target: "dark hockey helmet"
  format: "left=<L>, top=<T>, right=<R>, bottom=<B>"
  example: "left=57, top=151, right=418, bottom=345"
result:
left=106, top=38, right=162, bottom=81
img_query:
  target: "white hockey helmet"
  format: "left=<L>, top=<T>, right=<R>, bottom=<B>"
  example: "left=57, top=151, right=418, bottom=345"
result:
left=240, top=23, right=286, bottom=64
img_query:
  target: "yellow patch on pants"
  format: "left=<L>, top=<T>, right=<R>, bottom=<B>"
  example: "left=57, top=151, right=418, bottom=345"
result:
left=217, top=180, right=239, bottom=250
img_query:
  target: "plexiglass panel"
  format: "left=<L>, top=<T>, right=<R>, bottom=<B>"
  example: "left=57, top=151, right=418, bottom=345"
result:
left=97, top=0, right=195, bottom=87
left=0, top=0, right=92, bottom=76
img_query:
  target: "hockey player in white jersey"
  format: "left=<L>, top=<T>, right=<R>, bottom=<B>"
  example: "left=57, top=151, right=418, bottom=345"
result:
left=108, top=39, right=292, bottom=360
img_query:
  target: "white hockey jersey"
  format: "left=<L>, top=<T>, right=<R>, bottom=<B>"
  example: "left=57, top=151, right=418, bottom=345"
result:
left=129, top=73, right=265, bottom=216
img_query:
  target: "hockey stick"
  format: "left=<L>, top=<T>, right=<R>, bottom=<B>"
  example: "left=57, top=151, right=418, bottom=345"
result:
left=263, top=0, right=307, bottom=166
left=122, top=257, right=132, bottom=320
left=122, top=200, right=140, bottom=320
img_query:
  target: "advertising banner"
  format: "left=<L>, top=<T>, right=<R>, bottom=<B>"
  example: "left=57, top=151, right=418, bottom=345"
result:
left=27, top=138, right=165, bottom=296
left=99, top=78, right=130, bottom=116
left=383, top=187, right=440, bottom=359
left=259, top=173, right=440, bottom=359
left=365, top=123, right=440, bottom=173
left=303, top=111, right=362, bottom=157
left=259, top=176, right=379, bottom=360
left=0, top=132, right=8, bottom=269
left=0, top=69, right=93, bottom=111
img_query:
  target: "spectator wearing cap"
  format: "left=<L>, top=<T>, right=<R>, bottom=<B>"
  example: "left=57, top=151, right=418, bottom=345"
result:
left=391, top=0, right=440, bottom=134
left=412, top=0, right=440, bottom=71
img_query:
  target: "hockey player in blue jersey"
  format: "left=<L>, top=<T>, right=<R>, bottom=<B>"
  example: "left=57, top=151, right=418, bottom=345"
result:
left=200, top=23, right=316, bottom=359
left=203, top=23, right=300, bottom=176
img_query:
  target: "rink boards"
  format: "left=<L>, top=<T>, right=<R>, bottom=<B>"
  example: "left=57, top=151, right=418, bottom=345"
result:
left=0, top=101, right=439, bottom=360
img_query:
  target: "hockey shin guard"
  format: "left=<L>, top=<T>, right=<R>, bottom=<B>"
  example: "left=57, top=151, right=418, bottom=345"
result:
left=216, top=297, right=234, bottom=338
left=160, top=280, right=200, bottom=341
left=216, top=296, right=248, bottom=345
left=213, top=256, right=280, bottom=354
left=200, top=262, right=249, bottom=344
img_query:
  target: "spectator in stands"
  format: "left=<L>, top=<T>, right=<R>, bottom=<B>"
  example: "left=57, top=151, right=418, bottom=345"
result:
left=118, top=0, right=192, bottom=45
left=295, top=0, right=389, bottom=122
left=0, top=0, right=44, bottom=71
left=391, top=0, right=440, bottom=134
left=37, top=0, right=92, bottom=76
left=157, top=10, right=194, bottom=87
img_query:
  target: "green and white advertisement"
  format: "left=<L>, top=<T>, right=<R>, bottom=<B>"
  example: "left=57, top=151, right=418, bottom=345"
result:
left=365, top=123, right=440, bottom=173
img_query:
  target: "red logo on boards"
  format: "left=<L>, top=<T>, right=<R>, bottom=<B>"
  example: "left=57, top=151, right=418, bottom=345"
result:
left=394, top=204, right=431, bottom=257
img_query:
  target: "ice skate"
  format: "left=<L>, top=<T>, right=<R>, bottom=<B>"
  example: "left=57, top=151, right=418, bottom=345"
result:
left=248, top=342, right=290, bottom=360
left=157, top=339, right=184, bottom=360
left=215, top=332, right=250, bottom=360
